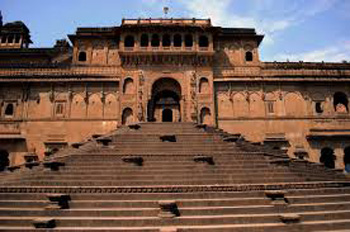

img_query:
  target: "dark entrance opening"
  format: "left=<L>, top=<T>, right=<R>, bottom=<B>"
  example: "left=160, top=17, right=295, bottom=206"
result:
left=0, top=150, right=9, bottom=172
left=320, top=147, right=335, bottom=169
left=162, top=109, right=173, bottom=122
left=148, top=78, right=181, bottom=122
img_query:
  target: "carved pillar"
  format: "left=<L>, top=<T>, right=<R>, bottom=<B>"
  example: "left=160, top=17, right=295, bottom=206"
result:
left=84, top=84, right=89, bottom=118
left=137, top=71, right=145, bottom=122
left=101, top=84, right=106, bottom=118
left=190, top=71, right=198, bottom=123
left=67, top=86, right=73, bottom=119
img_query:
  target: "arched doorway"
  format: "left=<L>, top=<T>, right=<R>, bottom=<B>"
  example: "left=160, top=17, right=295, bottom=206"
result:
left=122, top=108, right=133, bottom=125
left=148, top=78, right=181, bottom=122
left=0, top=150, right=9, bottom=172
left=320, top=147, right=335, bottom=169
left=344, top=147, right=350, bottom=173
left=162, top=109, right=173, bottom=122
left=200, top=107, right=211, bottom=124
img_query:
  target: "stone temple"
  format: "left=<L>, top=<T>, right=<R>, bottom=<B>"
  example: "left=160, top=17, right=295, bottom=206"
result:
left=0, top=15, right=350, bottom=231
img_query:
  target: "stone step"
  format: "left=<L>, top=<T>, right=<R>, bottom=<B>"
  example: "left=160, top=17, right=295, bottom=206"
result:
left=1, top=220, right=350, bottom=232
left=1, top=210, right=350, bottom=227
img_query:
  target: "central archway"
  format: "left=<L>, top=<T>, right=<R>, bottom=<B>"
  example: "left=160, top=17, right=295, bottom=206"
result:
left=148, top=78, right=181, bottom=122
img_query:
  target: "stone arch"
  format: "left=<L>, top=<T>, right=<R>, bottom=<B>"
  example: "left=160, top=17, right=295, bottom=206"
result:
left=4, top=103, right=14, bottom=117
left=333, top=92, right=348, bottom=113
left=162, top=34, right=171, bottom=47
left=124, top=35, right=135, bottom=47
left=0, top=149, right=9, bottom=172
left=140, top=34, right=149, bottom=47
left=320, top=147, right=335, bottom=169
left=122, top=107, right=133, bottom=125
left=185, top=34, right=193, bottom=47
left=199, top=77, right=209, bottom=94
left=123, top=78, right=134, bottom=94
left=151, top=34, right=160, bottom=47
left=200, top=107, right=211, bottom=124
left=233, top=93, right=248, bottom=117
left=88, top=94, right=102, bottom=118
left=78, top=51, right=87, bottom=62
left=250, top=93, right=265, bottom=117
left=104, top=94, right=118, bottom=118
left=162, top=108, right=173, bottom=122
left=148, top=78, right=181, bottom=122
left=344, top=147, right=350, bottom=173
left=284, top=92, right=305, bottom=117
left=174, top=34, right=182, bottom=47
left=217, top=92, right=233, bottom=118
left=71, top=94, right=86, bottom=118
left=199, top=35, right=209, bottom=47
left=245, top=51, right=253, bottom=62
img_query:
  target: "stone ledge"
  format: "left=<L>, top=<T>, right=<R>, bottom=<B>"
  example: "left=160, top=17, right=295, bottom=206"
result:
left=0, top=181, right=349, bottom=194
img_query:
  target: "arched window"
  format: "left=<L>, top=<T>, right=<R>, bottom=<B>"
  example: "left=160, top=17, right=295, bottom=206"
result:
left=185, top=34, right=193, bottom=47
left=151, top=34, right=160, bottom=47
left=124, top=35, right=135, bottom=47
left=199, top=77, right=209, bottom=94
left=1, top=36, right=6, bottom=43
left=162, top=34, right=171, bottom=47
left=245, top=51, right=253, bottom=62
left=199, top=35, right=209, bottom=47
left=0, top=150, right=9, bottom=172
left=315, top=102, right=324, bottom=114
left=140, top=34, right=149, bottom=47
left=78, top=51, right=87, bottom=62
left=320, top=147, right=335, bottom=169
left=15, top=36, right=20, bottom=43
left=55, top=103, right=64, bottom=115
left=333, top=92, right=348, bottom=113
left=122, top=108, right=133, bottom=125
left=200, top=107, right=211, bottom=124
left=123, top=78, right=134, bottom=94
left=4, top=103, right=14, bottom=116
left=344, top=147, right=350, bottom=173
left=8, top=35, right=14, bottom=44
left=174, top=34, right=182, bottom=47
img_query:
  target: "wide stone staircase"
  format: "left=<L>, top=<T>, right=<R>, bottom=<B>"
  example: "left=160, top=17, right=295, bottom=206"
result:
left=0, top=122, right=350, bottom=231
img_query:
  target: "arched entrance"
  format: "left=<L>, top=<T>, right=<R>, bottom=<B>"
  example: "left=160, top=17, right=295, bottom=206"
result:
left=148, top=78, right=181, bottom=122
left=200, top=107, right=211, bottom=124
left=0, top=150, right=9, bottom=172
left=162, top=109, right=173, bottom=122
left=320, top=147, right=335, bottom=169
left=122, top=108, right=133, bottom=125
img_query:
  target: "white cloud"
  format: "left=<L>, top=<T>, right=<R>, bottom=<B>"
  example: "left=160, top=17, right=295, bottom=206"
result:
left=179, top=0, right=338, bottom=46
left=273, top=42, right=350, bottom=62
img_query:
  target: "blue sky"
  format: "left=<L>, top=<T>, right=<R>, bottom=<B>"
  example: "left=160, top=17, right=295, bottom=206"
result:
left=1, top=0, right=350, bottom=62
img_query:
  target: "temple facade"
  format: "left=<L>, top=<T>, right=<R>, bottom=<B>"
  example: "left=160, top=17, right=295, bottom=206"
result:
left=1, top=17, right=350, bottom=171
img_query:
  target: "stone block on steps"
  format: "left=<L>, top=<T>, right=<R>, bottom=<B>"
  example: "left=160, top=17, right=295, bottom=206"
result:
left=71, top=142, right=84, bottom=149
left=96, top=137, right=113, bottom=146
left=294, top=147, right=309, bottom=160
left=160, top=135, right=176, bottom=142
left=194, top=155, right=214, bottom=165
left=7, top=165, right=21, bottom=172
left=43, top=161, right=65, bottom=171
left=46, top=194, right=71, bottom=209
left=279, top=213, right=301, bottom=224
left=122, top=156, right=144, bottom=166
left=32, top=218, right=56, bottom=228
left=25, top=161, right=40, bottom=169
left=128, top=124, right=141, bottom=130
left=158, top=200, right=180, bottom=218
